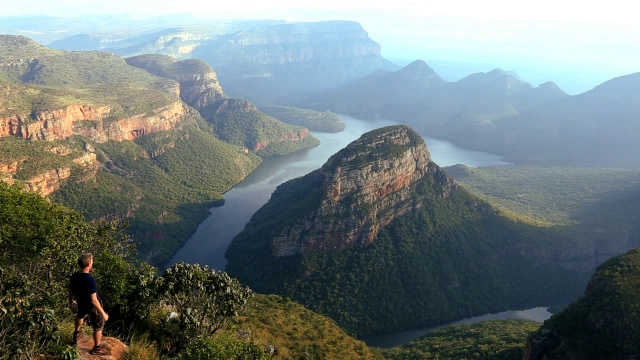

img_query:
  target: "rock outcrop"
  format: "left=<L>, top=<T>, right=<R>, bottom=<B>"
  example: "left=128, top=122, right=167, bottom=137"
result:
left=176, top=72, right=224, bottom=110
left=271, top=125, right=446, bottom=256
left=125, top=55, right=225, bottom=112
left=0, top=101, right=186, bottom=142
left=76, top=333, right=128, bottom=360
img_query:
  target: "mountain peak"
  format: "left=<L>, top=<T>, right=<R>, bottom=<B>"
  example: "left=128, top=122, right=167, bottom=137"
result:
left=395, top=60, right=443, bottom=84
left=458, top=68, right=532, bottom=95
left=268, top=125, right=434, bottom=256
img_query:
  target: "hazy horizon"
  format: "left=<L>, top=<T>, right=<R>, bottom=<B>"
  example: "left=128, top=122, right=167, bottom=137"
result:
left=3, top=0, right=638, bottom=94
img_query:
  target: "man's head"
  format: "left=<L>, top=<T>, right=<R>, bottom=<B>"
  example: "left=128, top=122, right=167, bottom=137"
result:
left=78, top=253, right=93, bottom=269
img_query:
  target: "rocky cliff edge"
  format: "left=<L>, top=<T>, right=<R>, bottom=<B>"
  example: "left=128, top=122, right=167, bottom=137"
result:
left=271, top=125, right=452, bottom=256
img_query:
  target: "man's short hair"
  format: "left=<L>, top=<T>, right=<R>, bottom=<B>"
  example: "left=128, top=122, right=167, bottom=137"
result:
left=78, top=253, right=93, bottom=268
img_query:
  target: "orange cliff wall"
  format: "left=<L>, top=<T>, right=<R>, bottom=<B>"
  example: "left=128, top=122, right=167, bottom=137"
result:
left=0, top=102, right=187, bottom=197
left=0, top=101, right=187, bottom=142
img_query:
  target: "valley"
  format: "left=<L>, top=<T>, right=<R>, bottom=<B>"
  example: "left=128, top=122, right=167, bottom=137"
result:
left=168, top=115, right=507, bottom=270
left=1, top=12, right=640, bottom=359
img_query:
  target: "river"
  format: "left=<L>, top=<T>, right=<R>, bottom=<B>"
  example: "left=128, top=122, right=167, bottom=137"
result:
left=166, top=115, right=549, bottom=348
left=167, top=115, right=508, bottom=270
left=360, top=307, right=552, bottom=348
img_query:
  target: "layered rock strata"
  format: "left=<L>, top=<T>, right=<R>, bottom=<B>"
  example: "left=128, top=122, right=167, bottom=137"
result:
left=0, top=101, right=186, bottom=142
left=271, top=125, right=447, bottom=256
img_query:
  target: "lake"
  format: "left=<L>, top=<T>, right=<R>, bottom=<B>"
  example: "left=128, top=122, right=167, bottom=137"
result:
left=167, top=115, right=508, bottom=270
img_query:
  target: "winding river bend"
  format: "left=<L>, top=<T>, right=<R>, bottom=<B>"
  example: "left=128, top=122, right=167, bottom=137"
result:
left=168, top=115, right=508, bottom=270
left=167, top=115, right=551, bottom=347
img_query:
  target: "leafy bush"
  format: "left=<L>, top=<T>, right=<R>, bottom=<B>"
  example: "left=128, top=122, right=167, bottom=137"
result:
left=156, top=262, right=253, bottom=352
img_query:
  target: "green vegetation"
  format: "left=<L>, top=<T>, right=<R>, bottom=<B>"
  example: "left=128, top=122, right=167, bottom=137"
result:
left=382, top=320, right=541, bottom=360
left=447, top=165, right=640, bottom=258
left=0, top=180, right=258, bottom=359
left=0, top=183, right=380, bottom=359
left=226, top=163, right=588, bottom=336
left=447, top=165, right=640, bottom=226
left=529, top=247, right=640, bottom=359
left=0, top=35, right=179, bottom=119
left=229, top=294, right=379, bottom=359
left=0, top=137, right=84, bottom=180
left=0, top=34, right=60, bottom=59
left=125, top=54, right=214, bottom=78
left=205, top=99, right=320, bottom=156
left=258, top=105, right=346, bottom=133
left=52, top=114, right=261, bottom=266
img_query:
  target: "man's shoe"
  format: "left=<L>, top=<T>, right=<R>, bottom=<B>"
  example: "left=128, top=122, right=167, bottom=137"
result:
left=89, top=345, right=109, bottom=355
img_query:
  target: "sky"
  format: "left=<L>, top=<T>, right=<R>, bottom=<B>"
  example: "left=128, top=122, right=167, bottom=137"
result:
left=3, top=0, right=639, bottom=94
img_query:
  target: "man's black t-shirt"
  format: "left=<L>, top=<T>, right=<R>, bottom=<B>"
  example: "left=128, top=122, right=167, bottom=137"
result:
left=69, top=272, right=98, bottom=310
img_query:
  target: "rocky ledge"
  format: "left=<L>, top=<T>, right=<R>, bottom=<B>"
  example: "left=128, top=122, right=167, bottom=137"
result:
left=0, top=101, right=186, bottom=142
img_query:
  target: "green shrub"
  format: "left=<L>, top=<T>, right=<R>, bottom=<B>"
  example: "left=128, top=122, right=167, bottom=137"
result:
left=156, top=262, right=253, bottom=352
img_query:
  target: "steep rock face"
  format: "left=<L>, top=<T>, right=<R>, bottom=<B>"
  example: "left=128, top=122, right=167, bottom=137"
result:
left=0, top=101, right=186, bottom=142
left=176, top=72, right=224, bottom=110
left=226, top=21, right=382, bottom=64
left=104, top=101, right=186, bottom=142
left=193, top=20, right=396, bottom=103
left=0, top=104, right=110, bottom=139
left=22, top=167, right=72, bottom=196
left=125, top=55, right=225, bottom=111
left=271, top=125, right=440, bottom=256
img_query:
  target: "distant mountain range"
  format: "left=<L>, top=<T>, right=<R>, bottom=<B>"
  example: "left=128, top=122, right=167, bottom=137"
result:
left=10, top=15, right=640, bottom=168
left=22, top=17, right=398, bottom=104
left=303, top=60, right=640, bottom=168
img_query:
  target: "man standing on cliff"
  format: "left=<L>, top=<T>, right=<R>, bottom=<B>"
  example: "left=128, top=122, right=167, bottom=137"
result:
left=68, top=253, right=110, bottom=355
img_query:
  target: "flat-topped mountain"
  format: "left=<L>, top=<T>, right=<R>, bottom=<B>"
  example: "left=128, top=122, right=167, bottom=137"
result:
left=44, top=19, right=285, bottom=57
left=40, top=19, right=400, bottom=105
left=192, top=20, right=398, bottom=103
left=226, top=125, right=594, bottom=335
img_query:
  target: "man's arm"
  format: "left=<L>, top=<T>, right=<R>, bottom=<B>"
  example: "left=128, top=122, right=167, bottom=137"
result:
left=68, top=288, right=76, bottom=309
left=90, top=293, right=109, bottom=322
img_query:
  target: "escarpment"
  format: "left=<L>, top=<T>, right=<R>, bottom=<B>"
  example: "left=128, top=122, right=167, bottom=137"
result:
left=0, top=101, right=187, bottom=142
left=125, top=55, right=225, bottom=111
left=271, top=125, right=445, bottom=256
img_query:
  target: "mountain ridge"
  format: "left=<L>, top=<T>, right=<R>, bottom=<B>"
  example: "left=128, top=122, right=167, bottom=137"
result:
left=303, top=60, right=640, bottom=167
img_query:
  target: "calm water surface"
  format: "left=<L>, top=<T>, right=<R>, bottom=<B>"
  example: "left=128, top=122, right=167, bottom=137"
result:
left=167, top=116, right=507, bottom=270
left=360, top=307, right=552, bottom=348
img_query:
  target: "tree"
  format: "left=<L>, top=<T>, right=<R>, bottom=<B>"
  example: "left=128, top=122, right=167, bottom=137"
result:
left=158, top=262, right=253, bottom=351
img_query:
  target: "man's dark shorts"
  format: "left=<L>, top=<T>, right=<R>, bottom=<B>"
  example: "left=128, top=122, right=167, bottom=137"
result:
left=77, top=307, right=105, bottom=331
